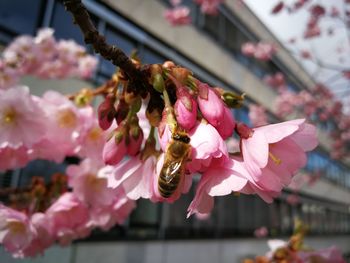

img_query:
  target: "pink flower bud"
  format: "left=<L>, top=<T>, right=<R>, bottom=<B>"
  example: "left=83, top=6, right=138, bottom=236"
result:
left=98, top=95, right=115, bottom=130
left=197, top=82, right=224, bottom=126
left=127, top=127, right=144, bottom=156
left=175, top=86, right=197, bottom=130
left=215, top=106, right=235, bottom=139
left=102, top=128, right=127, bottom=165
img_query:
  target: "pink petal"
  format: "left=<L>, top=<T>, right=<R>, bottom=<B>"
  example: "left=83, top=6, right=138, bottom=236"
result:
left=241, top=130, right=269, bottom=175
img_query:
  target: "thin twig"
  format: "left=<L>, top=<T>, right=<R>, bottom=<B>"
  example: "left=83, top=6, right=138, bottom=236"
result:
left=63, top=0, right=150, bottom=95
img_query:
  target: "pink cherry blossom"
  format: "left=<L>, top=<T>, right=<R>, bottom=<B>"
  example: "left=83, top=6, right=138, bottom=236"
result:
left=0, top=205, right=36, bottom=254
left=263, top=72, right=286, bottom=92
left=237, top=119, right=318, bottom=194
left=16, top=213, right=54, bottom=258
left=33, top=91, right=92, bottom=160
left=254, top=42, right=277, bottom=61
left=3, top=35, right=39, bottom=74
left=195, top=0, right=224, bottom=15
left=0, top=86, right=47, bottom=149
left=187, top=157, right=249, bottom=216
left=254, top=226, right=268, bottom=238
left=241, top=42, right=256, bottom=56
left=157, top=110, right=172, bottom=152
left=197, top=82, right=225, bottom=127
left=1, top=28, right=97, bottom=82
left=88, top=192, right=136, bottom=231
left=241, top=42, right=277, bottom=61
left=0, top=146, right=31, bottom=172
left=46, top=193, right=89, bottom=244
left=77, top=120, right=107, bottom=164
left=187, top=121, right=228, bottom=173
left=67, top=159, right=117, bottom=207
left=164, top=6, right=191, bottom=26
left=106, top=155, right=157, bottom=200
left=0, top=60, right=19, bottom=90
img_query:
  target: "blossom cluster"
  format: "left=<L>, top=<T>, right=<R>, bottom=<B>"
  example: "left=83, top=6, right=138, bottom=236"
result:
left=271, top=1, right=350, bottom=40
left=100, top=60, right=318, bottom=218
left=241, top=42, right=277, bottom=61
left=0, top=28, right=97, bottom=90
left=0, top=29, right=319, bottom=258
left=274, top=83, right=349, bottom=159
left=164, top=0, right=224, bottom=26
left=0, top=29, right=136, bottom=257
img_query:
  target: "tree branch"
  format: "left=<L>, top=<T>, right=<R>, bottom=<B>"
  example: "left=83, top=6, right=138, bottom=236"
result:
left=63, top=0, right=149, bottom=95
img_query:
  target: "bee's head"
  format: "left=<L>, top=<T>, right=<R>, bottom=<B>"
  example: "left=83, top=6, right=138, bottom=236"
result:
left=172, top=132, right=190, bottom=144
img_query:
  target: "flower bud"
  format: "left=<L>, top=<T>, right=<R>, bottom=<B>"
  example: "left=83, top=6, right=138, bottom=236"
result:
left=162, top=61, right=175, bottom=69
left=153, top=73, right=165, bottom=93
left=98, top=94, right=116, bottom=130
left=102, top=127, right=127, bottom=165
left=235, top=122, right=253, bottom=139
left=171, top=67, right=190, bottom=85
left=127, top=126, right=144, bottom=156
left=215, top=106, right=235, bottom=139
left=197, top=82, right=225, bottom=126
left=115, top=99, right=129, bottom=125
left=174, top=86, right=197, bottom=130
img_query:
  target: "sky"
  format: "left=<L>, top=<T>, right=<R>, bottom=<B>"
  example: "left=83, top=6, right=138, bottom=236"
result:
left=243, top=0, right=350, bottom=111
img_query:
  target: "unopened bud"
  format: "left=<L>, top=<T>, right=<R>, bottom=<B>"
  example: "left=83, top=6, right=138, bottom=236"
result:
left=130, top=96, right=142, bottom=114
left=162, top=61, right=175, bottom=69
left=146, top=108, right=162, bottom=127
left=150, top=64, right=163, bottom=77
left=124, top=91, right=137, bottom=104
left=114, top=129, right=125, bottom=144
left=153, top=73, right=165, bottom=93
left=130, top=126, right=141, bottom=140
left=98, top=94, right=116, bottom=130
left=171, top=67, right=190, bottom=85
left=115, top=99, right=129, bottom=124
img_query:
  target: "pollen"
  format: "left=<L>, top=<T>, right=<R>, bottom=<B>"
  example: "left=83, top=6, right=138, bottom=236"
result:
left=57, top=109, right=77, bottom=128
left=2, top=107, right=17, bottom=125
left=269, top=151, right=282, bottom=165
left=86, top=174, right=104, bottom=191
left=7, top=220, right=26, bottom=234
left=88, top=127, right=102, bottom=141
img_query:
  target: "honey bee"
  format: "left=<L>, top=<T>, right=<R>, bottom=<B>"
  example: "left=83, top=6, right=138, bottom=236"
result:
left=158, top=131, right=191, bottom=198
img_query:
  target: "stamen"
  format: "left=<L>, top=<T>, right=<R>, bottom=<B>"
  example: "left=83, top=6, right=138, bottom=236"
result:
left=57, top=109, right=77, bottom=128
left=2, top=108, right=17, bottom=124
left=269, top=151, right=282, bottom=165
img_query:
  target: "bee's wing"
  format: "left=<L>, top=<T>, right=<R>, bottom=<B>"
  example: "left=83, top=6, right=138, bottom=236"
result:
left=163, top=160, right=185, bottom=184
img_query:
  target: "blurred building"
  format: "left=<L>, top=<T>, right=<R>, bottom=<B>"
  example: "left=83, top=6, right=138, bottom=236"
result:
left=0, top=0, right=349, bottom=262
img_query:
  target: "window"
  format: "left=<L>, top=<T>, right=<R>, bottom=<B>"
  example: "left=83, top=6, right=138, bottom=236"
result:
left=51, top=2, right=97, bottom=44
left=99, top=27, right=136, bottom=76
left=142, top=48, right=167, bottom=64
left=0, top=0, right=44, bottom=36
